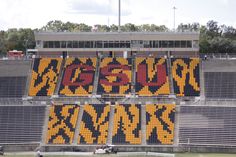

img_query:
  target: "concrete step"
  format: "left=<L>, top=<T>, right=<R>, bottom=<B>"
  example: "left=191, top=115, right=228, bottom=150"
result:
left=106, top=104, right=115, bottom=145
left=141, top=104, right=146, bottom=145
left=41, top=105, right=50, bottom=145
left=73, top=105, right=84, bottom=145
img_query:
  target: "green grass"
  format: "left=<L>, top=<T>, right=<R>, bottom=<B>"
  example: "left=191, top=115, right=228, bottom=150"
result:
left=3, top=154, right=236, bottom=157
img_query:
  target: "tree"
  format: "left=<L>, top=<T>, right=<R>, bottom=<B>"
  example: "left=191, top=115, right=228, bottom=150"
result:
left=41, top=20, right=65, bottom=32
left=206, top=20, right=221, bottom=38
left=0, top=31, right=7, bottom=54
left=74, top=23, right=92, bottom=32
left=110, top=24, right=118, bottom=32
left=121, top=23, right=138, bottom=32
left=93, top=24, right=110, bottom=32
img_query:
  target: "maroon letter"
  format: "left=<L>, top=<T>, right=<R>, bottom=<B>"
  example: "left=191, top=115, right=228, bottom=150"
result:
left=137, top=64, right=167, bottom=86
left=62, top=64, right=94, bottom=86
left=100, top=65, right=130, bottom=86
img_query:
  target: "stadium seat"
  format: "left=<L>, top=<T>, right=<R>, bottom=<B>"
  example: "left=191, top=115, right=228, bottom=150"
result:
left=135, top=57, right=170, bottom=96
left=78, top=104, right=110, bottom=144
left=0, top=106, right=45, bottom=143
left=29, top=58, right=62, bottom=96
left=59, top=58, right=97, bottom=96
left=97, top=58, right=132, bottom=96
left=0, top=60, right=31, bottom=98
left=146, top=104, right=175, bottom=145
left=46, top=104, right=79, bottom=144
left=179, top=106, right=236, bottom=146
left=171, top=58, right=200, bottom=96
left=112, top=104, right=141, bottom=144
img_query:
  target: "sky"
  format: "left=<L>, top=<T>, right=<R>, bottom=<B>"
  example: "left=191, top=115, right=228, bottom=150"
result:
left=0, top=0, right=236, bottom=30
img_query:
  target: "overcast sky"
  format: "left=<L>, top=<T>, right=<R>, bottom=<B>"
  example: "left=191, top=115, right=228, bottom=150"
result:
left=0, top=0, right=236, bottom=30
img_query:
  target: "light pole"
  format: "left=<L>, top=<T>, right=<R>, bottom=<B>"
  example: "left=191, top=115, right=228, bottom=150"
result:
left=173, top=6, right=177, bottom=32
left=118, top=0, right=121, bottom=32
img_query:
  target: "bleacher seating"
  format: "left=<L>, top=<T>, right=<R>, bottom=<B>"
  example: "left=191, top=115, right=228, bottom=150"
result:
left=205, top=72, right=236, bottom=99
left=146, top=104, right=175, bottom=145
left=0, top=77, right=27, bottom=97
left=29, top=58, right=62, bottom=96
left=171, top=58, right=200, bottom=96
left=78, top=104, right=110, bottom=144
left=46, top=104, right=79, bottom=144
left=179, top=106, right=236, bottom=145
left=135, top=57, right=170, bottom=96
left=0, top=60, right=31, bottom=77
left=97, top=58, right=132, bottom=96
left=0, top=106, right=45, bottom=143
left=112, top=104, right=141, bottom=144
left=0, top=60, right=31, bottom=98
left=59, top=58, right=97, bottom=96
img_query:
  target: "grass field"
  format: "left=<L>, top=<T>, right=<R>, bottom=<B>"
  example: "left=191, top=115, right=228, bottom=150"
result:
left=3, top=153, right=236, bottom=157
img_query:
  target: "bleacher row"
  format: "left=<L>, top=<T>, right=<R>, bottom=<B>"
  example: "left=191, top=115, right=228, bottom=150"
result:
left=46, top=104, right=175, bottom=145
left=28, top=57, right=200, bottom=97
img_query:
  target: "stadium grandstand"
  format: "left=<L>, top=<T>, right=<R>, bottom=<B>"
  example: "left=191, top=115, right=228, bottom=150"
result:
left=1, top=31, right=236, bottom=154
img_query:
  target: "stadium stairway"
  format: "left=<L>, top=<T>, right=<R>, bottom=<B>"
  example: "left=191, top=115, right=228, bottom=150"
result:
left=41, top=105, right=51, bottom=144
left=173, top=104, right=180, bottom=146
left=131, top=55, right=136, bottom=95
left=166, top=56, right=174, bottom=95
left=54, top=58, right=66, bottom=96
left=200, top=59, right=205, bottom=99
left=24, top=59, right=34, bottom=97
left=141, top=104, right=146, bottom=145
left=92, top=56, right=101, bottom=96
left=106, top=104, right=115, bottom=145
left=73, top=105, right=84, bottom=145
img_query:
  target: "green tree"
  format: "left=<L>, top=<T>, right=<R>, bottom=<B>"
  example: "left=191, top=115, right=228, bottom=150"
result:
left=0, top=31, right=7, bottom=54
left=41, top=20, right=65, bottom=32
left=121, top=23, right=138, bottom=32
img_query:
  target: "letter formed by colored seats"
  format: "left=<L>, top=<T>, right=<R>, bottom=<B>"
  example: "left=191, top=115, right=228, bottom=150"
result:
left=112, top=104, right=141, bottom=144
left=146, top=104, right=175, bottom=145
left=29, top=58, right=62, bottom=96
left=59, top=58, right=97, bottom=96
left=136, top=57, right=170, bottom=96
left=97, top=58, right=132, bottom=96
left=78, top=104, right=110, bottom=144
left=171, top=58, right=200, bottom=96
left=46, top=104, right=79, bottom=144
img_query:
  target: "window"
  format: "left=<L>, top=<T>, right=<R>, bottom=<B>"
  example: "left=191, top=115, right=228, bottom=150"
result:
left=79, top=41, right=84, bottom=48
left=160, top=41, right=168, bottom=48
left=174, top=41, right=181, bottom=48
left=84, top=41, right=92, bottom=48
left=43, top=41, right=49, bottom=48
left=61, top=41, right=67, bottom=48
left=168, top=41, right=174, bottom=48
left=143, top=41, right=150, bottom=48
left=153, top=41, right=159, bottom=48
left=120, top=41, right=126, bottom=48
left=49, top=41, right=54, bottom=48
left=187, top=41, right=192, bottom=48
left=95, top=41, right=103, bottom=48
left=125, top=41, right=130, bottom=48
left=73, top=41, right=79, bottom=48
left=67, top=41, right=73, bottom=48
left=114, top=41, right=119, bottom=48
left=104, top=41, right=109, bottom=48
left=181, top=40, right=187, bottom=48
left=54, top=41, right=60, bottom=48
left=109, top=41, right=114, bottom=48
